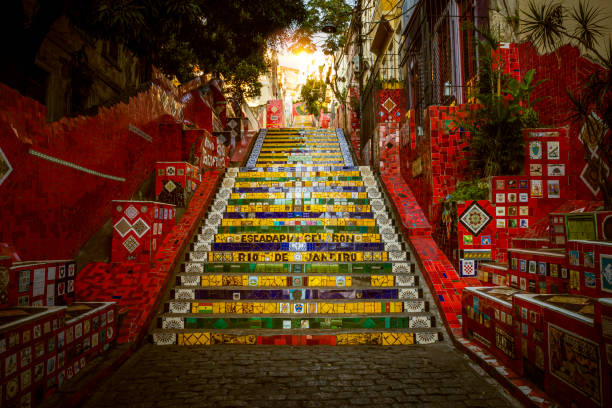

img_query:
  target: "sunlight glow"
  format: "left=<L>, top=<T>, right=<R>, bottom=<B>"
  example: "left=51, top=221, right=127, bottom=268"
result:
left=278, top=51, right=330, bottom=81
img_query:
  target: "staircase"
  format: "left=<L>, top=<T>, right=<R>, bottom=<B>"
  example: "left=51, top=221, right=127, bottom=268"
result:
left=152, top=128, right=443, bottom=345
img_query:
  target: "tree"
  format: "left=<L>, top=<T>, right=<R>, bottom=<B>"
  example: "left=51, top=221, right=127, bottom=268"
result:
left=292, top=0, right=353, bottom=56
left=325, top=65, right=349, bottom=130
left=1, top=0, right=307, bottom=103
left=299, top=76, right=327, bottom=120
left=521, top=0, right=612, bottom=208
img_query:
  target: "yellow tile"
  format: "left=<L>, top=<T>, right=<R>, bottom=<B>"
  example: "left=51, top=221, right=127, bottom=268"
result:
left=252, top=303, right=264, bottom=314
left=320, top=303, right=332, bottom=314
left=264, top=303, right=277, bottom=314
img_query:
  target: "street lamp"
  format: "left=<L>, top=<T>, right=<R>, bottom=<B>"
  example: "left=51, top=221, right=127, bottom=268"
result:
left=322, top=20, right=337, bottom=34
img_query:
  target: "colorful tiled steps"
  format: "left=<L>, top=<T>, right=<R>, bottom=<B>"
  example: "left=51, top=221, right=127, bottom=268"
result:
left=160, top=315, right=434, bottom=330
left=151, top=128, right=442, bottom=345
left=175, top=271, right=419, bottom=286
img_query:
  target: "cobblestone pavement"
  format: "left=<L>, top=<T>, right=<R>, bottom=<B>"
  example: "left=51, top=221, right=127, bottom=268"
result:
left=82, top=343, right=520, bottom=408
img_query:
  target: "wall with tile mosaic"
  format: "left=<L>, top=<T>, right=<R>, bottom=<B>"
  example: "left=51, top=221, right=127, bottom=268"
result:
left=518, top=42, right=609, bottom=203
left=0, top=78, right=228, bottom=261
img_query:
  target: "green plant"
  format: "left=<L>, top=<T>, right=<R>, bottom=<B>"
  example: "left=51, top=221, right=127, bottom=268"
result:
left=447, top=179, right=489, bottom=202
left=521, top=0, right=612, bottom=209
left=299, top=76, right=327, bottom=119
left=453, top=27, right=544, bottom=178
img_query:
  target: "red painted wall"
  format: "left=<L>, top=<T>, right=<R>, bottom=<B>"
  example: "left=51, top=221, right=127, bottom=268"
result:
left=399, top=106, right=472, bottom=225
left=0, top=81, right=187, bottom=261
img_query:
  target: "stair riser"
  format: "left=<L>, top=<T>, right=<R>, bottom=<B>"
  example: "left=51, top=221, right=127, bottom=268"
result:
left=167, top=300, right=428, bottom=315
left=186, top=251, right=407, bottom=263
left=152, top=331, right=442, bottom=346
left=160, top=315, right=434, bottom=330
left=181, top=262, right=416, bottom=274
left=168, top=288, right=422, bottom=301
left=175, top=274, right=418, bottom=287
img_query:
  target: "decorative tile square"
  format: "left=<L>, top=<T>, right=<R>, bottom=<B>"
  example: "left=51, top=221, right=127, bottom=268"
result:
left=153, top=333, right=176, bottom=345
left=415, top=332, right=439, bottom=344
left=124, top=205, right=139, bottom=220
left=169, top=302, right=190, bottom=314
left=162, top=317, right=184, bottom=329
left=409, top=316, right=431, bottom=328
left=122, top=236, right=139, bottom=253
left=399, top=288, right=418, bottom=299
left=189, top=252, right=207, bottom=262
left=184, top=263, right=203, bottom=274
left=458, top=201, right=493, bottom=236
left=175, top=289, right=195, bottom=299
left=131, top=219, right=150, bottom=237
left=403, top=301, right=425, bottom=313
left=113, top=218, right=131, bottom=237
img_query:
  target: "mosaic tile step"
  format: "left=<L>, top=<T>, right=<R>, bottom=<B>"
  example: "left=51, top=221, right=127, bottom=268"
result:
left=237, top=166, right=361, bottom=172
left=215, top=218, right=380, bottom=227
left=151, top=329, right=442, bottom=346
left=166, top=299, right=421, bottom=315
left=229, top=186, right=370, bottom=193
left=205, top=232, right=383, bottom=243
left=167, top=287, right=423, bottom=301
left=224, top=198, right=374, bottom=205
left=159, top=314, right=435, bottom=330
left=226, top=192, right=372, bottom=199
left=162, top=299, right=430, bottom=318
left=199, top=225, right=385, bottom=235
left=202, top=242, right=398, bottom=252
left=234, top=176, right=363, bottom=182
left=186, top=250, right=410, bottom=263
left=180, top=262, right=416, bottom=274
left=220, top=211, right=376, bottom=219
left=175, top=273, right=418, bottom=287
left=189, top=238, right=407, bottom=254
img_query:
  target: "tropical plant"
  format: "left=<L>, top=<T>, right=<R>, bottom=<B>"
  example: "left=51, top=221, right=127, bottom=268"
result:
left=299, top=76, right=327, bottom=120
left=521, top=0, right=612, bottom=208
left=447, top=179, right=490, bottom=202
left=453, top=27, right=544, bottom=178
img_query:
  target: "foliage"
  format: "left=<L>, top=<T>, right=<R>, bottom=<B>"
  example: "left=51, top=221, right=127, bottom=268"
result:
left=453, top=27, right=543, bottom=178
left=447, top=179, right=490, bottom=202
left=1, top=0, right=307, bottom=103
left=521, top=0, right=612, bottom=208
left=299, top=76, right=327, bottom=119
left=292, top=0, right=353, bottom=55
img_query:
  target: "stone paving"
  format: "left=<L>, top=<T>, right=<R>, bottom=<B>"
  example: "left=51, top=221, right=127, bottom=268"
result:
left=82, top=343, right=520, bottom=408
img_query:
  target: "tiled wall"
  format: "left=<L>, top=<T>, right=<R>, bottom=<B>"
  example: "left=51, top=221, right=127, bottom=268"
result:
left=0, top=81, right=198, bottom=261
left=518, top=42, right=607, bottom=202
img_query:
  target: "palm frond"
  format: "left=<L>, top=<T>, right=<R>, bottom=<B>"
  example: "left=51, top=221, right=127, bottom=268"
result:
left=569, top=0, right=607, bottom=52
left=520, top=0, right=564, bottom=52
